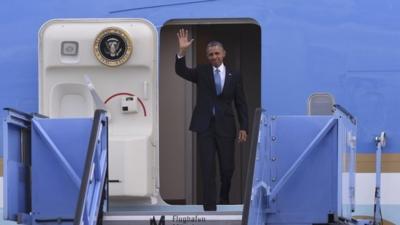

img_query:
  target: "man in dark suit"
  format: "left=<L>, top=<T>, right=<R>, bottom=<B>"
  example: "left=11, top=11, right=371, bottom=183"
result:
left=175, top=29, right=248, bottom=211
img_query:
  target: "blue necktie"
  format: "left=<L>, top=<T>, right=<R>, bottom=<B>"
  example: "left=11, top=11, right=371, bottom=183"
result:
left=213, top=68, right=222, bottom=115
left=214, top=68, right=222, bottom=95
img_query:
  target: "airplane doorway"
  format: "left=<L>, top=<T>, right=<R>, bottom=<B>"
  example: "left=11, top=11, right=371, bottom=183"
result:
left=159, top=20, right=261, bottom=205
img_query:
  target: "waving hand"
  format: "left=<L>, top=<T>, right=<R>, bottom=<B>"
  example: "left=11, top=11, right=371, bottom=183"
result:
left=177, top=29, right=194, bottom=57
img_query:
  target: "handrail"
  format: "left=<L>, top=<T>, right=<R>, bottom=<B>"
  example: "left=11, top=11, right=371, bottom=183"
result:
left=74, top=110, right=108, bottom=225
left=373, top=132, right=385, bottom=225
left=241, top=108, right=264, bottom=225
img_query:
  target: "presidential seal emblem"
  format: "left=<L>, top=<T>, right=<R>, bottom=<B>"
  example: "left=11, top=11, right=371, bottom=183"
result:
left=94, top=27, right=132, bottom=67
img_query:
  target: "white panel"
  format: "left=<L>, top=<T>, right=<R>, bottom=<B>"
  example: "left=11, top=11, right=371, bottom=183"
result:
left=0, top=177, right=3, bottom=208
left=355, top=173, right=400, bottom=204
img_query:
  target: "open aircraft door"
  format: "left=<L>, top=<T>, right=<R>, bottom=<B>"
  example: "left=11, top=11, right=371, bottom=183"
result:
left=39, top=19, right=160, bottom=202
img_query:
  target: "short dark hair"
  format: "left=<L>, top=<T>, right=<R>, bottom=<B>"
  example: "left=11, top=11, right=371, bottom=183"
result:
left=206, top=41, right=224, bottom=51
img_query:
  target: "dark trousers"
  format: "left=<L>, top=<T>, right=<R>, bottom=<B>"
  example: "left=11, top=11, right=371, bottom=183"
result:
left=197, top=118, right=235, bottom=210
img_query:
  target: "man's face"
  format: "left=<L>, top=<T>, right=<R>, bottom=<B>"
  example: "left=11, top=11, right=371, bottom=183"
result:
left=206, top=45, right=225, bottom=67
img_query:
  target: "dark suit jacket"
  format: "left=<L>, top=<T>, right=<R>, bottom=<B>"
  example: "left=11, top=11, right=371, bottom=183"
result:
left=175, top=56, right=248, bottom=137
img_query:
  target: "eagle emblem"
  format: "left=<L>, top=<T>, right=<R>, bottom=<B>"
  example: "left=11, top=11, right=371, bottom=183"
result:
left=94, top=27, right=132, bottom=67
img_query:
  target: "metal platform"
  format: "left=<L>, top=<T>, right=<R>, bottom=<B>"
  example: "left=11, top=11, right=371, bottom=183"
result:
left=104, top=205, right=242, bottom=225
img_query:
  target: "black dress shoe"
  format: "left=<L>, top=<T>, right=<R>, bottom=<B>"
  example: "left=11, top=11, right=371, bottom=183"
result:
left=203, top=204, right=217, bottom=211
left=219, top=198, right=229, bottom=204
